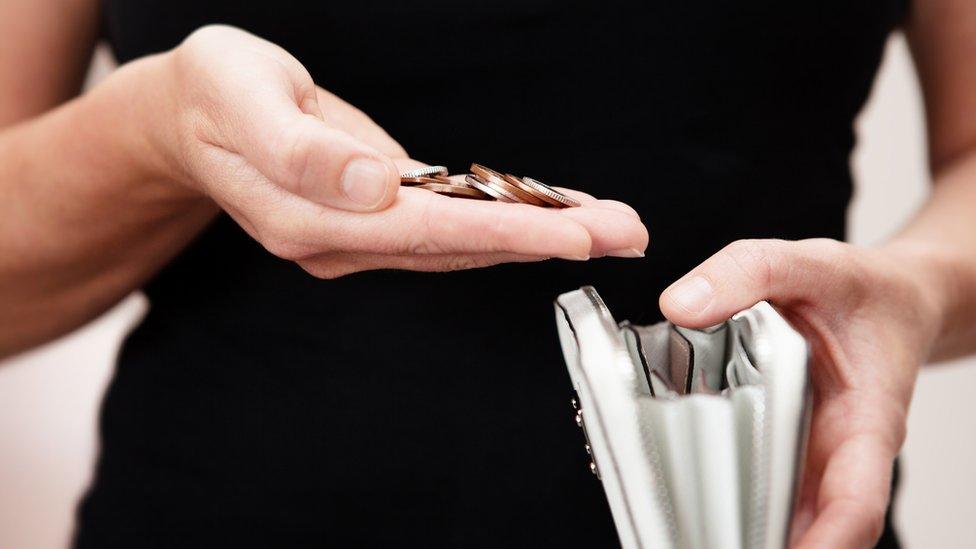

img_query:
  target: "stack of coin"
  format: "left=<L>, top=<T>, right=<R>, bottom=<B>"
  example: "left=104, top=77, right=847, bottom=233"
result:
left=400, top=164, right=581, bottom=208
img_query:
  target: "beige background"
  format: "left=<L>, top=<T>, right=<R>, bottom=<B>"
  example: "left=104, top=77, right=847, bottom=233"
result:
left=2, top=35, right=975, bottom=548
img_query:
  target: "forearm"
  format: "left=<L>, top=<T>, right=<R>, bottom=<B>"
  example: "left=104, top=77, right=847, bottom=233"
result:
left=0, top=55, right=215, bottom=358
left=882, top=150, right=976, bottom=361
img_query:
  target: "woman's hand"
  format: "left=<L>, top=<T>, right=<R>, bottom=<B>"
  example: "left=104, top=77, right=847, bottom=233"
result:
left=144, top=25, right=647, bottom=278
left=659, top=238, right=943, bottom=548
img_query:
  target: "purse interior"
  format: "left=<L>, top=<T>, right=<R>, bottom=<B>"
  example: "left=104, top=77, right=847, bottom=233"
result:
left=620, top=320, right=762, bottom=398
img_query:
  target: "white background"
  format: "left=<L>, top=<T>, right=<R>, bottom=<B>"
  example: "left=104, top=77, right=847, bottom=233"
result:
left=1, top=35, right=975, bottom=548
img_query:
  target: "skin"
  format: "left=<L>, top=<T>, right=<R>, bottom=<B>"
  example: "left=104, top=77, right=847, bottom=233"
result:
left=659, top=1, right=976, bottom=546
left=0, top=24, right=648, bottom=355
left=0, top=1, right=974, bottom=547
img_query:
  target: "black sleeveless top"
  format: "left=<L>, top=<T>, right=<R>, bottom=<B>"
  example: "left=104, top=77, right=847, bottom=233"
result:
left=79, top=1, right=906, bottom=547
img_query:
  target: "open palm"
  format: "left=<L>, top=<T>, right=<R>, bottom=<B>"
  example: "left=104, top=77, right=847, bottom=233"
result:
left=166, top=26, right=647, bottom=279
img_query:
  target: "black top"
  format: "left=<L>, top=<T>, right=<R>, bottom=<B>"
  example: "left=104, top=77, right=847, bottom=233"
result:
left=78, top=1, right=906, bottom=547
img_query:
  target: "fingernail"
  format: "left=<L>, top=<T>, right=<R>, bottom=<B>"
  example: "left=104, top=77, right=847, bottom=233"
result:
left=341, top=158, right=390, bottom=208
left=606, top=248, right=645, bottom=258
left=667, top=276, right=713, bottom=314
left=558, top=254, right=590, bottom=261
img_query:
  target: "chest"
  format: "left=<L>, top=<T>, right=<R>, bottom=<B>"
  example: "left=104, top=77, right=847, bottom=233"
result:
left=104, top=0, right=905, bottom=76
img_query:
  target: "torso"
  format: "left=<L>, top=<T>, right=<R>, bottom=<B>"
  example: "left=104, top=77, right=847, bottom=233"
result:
left=77, top=1, right=905, bottom=546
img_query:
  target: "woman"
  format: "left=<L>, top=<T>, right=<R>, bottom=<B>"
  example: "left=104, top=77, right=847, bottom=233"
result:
left=2, top=0, right=975, bottom=547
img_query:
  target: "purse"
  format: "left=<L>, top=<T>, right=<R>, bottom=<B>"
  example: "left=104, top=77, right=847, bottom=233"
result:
left=554, top=286, right=811, bottom=549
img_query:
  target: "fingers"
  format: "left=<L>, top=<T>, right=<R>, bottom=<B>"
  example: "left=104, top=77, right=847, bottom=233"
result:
left=204, top=140, right=645, bottom=262
left=659, top=238, right=850, bottom=328
left=410, top=179, right=647, bottom=258
left=178, top=27, right=643, bottom=264
left=795, top=433, right=895, bottom=549
left=377, top=188, right=594, bottom=258
left=388, top=185, right=646, bottom=258
left=557, top=205, right=648, bottom=258
left=299, top=251, right=549, bottom=279
left=554, top=187, right=642, bottom=220
left=240, top=102, right=401, bottom=212
left=209, top=154, right=594, bottom=260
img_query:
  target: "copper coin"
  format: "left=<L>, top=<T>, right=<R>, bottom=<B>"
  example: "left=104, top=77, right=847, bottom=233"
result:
left=519, top=176, right=582, bottom=208
left=400, top=176, right=444, bottom=186
left=400, top=165, right=449, bottom=178
left=503, top=173, right=562, bottom=207
left=466, top=173, right=520, bottom=202
left=432, top=174, right=470, bottom=186
left=464, top=175, right=514, bottom=202
left=469, top=164, right=546, bottom=206
left=501, top=174, right=553, bottom=207
left=472, top=174, right=522, bottom=202
left=416, top=182, right=490, bottom=200
left=494, top=173, right=548, bottom=206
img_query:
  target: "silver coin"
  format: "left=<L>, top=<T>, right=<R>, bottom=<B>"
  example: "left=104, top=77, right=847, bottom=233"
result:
left=520, top=177, right=582, bottom=208
left=464, top=175, right=515, bottom=202
left=400, top=165, right=449, bottom=179
left=503, top=173, right=560, bottom=207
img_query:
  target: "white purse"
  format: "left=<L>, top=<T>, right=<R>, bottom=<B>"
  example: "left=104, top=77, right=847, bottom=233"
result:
left=555, top=286, right=811, bottom=549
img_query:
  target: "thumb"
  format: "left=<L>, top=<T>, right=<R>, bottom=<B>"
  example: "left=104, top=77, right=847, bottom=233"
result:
left=242, top=110, right=400, bottom=212
left=659, top=238, right=843, bottom=328
left=211, top=61, right=399, bottom=212
left=181, top=25, right=401, bottom=212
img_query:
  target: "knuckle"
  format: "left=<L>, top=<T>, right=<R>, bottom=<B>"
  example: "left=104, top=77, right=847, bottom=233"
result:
left=487, top=212, right=513, bottom=249
left=176, top=26, right=229, bottom=68
left=181, top=25, right=240, bottom=51
left=804, top=237, right=854, bottom=267
left=298, top=254, right=363, bottom=280
left=802, top=238, right=873, bottom=301
left=299, top=259, right=358, bottom=280
left=276, top=125, right=314, bottom=193
left=442, top=256, right=486, bottom=272
left=402, top=195, right=444, bottom=255
left=258, top=221, right=310, bottom=261
left=407, top=241, right=437, bottom=255
left=722, top=239, right=778, bottom=289
left=263, top=238, right=306, bottom=262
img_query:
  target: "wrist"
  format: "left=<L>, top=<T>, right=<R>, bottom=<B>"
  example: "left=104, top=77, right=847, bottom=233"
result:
left=878, top=238, right=966, bottom=359
left=81, top=52, right=202, bottom=202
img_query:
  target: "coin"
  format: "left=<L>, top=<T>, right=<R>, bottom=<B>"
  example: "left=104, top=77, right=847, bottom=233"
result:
left=432, top=174, right=470, bottom=186
left=400, top=176, right=444, bottom=186
left=401, top=165, right=449, bottom=179
left=469, top=164, right=508, bottom=187
left=502, top=173, right=562, bottom=207
left=469, top=170, right=522, bottom=202
left=464, top=175, right=515, bottom=202
left=400, top=163, right=582, bottom=208
left=416, top=182, right=490, bottom=200
left=501, top=174, right=554, bottom=207
left=470, top=164, right=547, bottom=206
left=519, top=176, right=582, bottom=208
